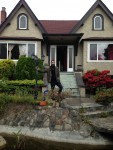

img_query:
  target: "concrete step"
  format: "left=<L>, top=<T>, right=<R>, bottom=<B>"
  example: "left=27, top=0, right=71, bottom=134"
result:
left=80, top=109, right=113, bottom=118
left=60, top=72, right=80, bottom=97
left=62, top=88, right=80, bottom=97
left=61, top=97, right=113, bottom=118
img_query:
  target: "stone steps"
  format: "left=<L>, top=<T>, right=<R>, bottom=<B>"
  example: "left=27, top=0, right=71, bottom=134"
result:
left=61, top=97, right=113, bottom=118
left=80, top=102, right=113, bottom=118
left=60, top=72, right=80, bottom=97
left=80, top=108, right=113, bottom=118
left=47, top=72, right=80, bottom=97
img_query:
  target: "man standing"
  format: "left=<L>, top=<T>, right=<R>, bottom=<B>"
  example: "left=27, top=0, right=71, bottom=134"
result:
left=48, top=60, right=63, bottom=95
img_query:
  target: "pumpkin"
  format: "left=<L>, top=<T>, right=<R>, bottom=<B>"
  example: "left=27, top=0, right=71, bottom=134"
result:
left=39, top=101, right=48, bottom=106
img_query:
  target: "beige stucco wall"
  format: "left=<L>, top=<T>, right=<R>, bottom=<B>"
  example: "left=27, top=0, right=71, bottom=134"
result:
left=74, top=7, right=113, bottom=74
left=0, top=7, right=43, bottom=39
left=76, top=7, right=113, bottom=37
left=75, top=44, right=83, bottom=70
left=37, top=41, right=42, bottom=58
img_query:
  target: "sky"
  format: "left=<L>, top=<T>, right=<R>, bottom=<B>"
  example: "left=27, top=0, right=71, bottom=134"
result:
left=0, top=0, right=113, bottom=20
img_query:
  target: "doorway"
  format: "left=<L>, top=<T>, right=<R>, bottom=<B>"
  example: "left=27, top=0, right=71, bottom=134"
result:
left=50, top=45, right=74, bottom=72
left=57, top=46, right=67, bottom=72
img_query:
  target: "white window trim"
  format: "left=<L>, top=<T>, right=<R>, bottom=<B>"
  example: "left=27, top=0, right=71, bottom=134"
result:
left=19, top=15, right=27, bottom=29
left=0, top=41, right=37, bottom=61
left=87, top=41, right=113, bottom=62
left=94, top=16, right=102, bottom=30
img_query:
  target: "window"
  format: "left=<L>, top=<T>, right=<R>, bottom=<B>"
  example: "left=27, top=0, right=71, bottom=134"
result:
left=93, top=15, right=103, bottom=30
left=18, top=14, right=28, bottom=29
left=0, top=43, right=7, bottom=59
left=0, top=42, right=36, bottom=60
left=28, top=44, right=35, bottom=57
left=89, top=42, right=113, bottom=61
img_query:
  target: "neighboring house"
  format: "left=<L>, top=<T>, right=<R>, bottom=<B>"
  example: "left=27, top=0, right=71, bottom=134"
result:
left=0, top=0, right=113, bottom=74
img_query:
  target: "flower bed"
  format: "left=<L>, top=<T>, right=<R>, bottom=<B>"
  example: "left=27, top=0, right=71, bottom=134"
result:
left=83, top=69, right=113, bottom=95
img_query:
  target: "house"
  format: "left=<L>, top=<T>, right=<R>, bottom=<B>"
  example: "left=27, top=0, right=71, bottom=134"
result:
left=0, top=0, right=113, bottom=75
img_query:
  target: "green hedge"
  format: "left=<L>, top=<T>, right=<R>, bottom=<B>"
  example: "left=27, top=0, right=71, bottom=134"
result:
left=7, top=79, right=44, bottom=86
left=0, top=79, right=44, bottom=94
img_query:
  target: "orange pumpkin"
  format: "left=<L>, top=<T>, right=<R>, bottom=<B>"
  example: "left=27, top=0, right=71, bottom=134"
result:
left=39, top=101, right=47, bottom=106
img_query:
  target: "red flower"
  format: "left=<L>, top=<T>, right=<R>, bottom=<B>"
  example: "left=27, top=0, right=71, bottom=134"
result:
left=83, top=69, right=113, bottom=90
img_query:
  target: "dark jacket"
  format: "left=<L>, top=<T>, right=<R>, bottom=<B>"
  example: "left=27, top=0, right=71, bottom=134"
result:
left=47, top=66, right=60, bottom=83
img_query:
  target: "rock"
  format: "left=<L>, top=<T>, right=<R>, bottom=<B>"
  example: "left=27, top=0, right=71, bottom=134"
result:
left=90, top=117, right=113, bottom=134
left=0, top=136, right=6, bottom=149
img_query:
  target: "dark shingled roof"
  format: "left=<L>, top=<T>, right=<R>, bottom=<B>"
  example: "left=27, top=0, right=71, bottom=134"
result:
left=40, top=20, right=79, bottom=34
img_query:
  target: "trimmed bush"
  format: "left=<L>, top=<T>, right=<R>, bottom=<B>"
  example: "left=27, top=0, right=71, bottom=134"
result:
left=0, top=59, right=15, bottom=79
left=0, top=79, right=44, bottom=94
left=15, top=56, right=35, bottom=80
left=15, top=56, right=44, bottom=80
left=7, top=79, right=44, bottom=86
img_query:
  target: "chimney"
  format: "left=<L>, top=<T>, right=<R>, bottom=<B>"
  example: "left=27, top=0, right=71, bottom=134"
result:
left=0, top=7, right=7, bottom=24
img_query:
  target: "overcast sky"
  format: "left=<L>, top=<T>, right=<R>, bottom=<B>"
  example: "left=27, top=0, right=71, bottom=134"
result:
left=0, top=0, right=113, bottom=20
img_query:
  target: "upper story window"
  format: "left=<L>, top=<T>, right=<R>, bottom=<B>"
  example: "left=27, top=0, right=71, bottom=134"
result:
left=17, top=14, right=28, bottom=29
left=93, top=14, right=104, bottom=30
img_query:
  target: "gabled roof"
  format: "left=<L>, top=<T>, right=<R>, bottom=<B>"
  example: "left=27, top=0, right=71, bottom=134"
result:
left=70, top=0, right=113, bottom=33
left=0, top=0, right=113, bottom=35
left=0, top=0, right=46, bottom=34
left=40, top=20, right=79, bottom=34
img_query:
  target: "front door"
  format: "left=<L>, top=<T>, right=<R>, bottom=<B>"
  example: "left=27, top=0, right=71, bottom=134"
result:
left=57, top=46, right=67, bottom=71
left=50, top=45, right=74, bottom=72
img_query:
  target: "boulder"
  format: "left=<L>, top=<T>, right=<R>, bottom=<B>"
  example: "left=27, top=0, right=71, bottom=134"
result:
left=90, top=117, right=113, bottom=134
left=0, top=136, right=6, bottom=149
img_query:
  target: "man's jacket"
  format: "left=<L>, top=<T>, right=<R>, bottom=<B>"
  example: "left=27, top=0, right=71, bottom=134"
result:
left=47, top=66, right=60, bottom=83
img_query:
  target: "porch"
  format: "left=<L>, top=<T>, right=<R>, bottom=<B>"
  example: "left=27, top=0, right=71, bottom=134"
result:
left=43, top=33, right=83, bottom=72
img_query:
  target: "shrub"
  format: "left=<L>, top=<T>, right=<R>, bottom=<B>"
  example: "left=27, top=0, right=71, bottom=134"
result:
left=0, top=79, right=44, bottom=95
left=15, top=56, right=44, bottom=80
left=83, top=69, right=113, bottom=94
left=0, top=80, right=13, bottom=92
left=15, top=56, right=35, bottom=80
left=0, top=93, right=34, bottom=105
left=0, top=59, right=15, bottom=79
left=7, top=79, right=44, bottom=86
left=94, top=88, right=113, bottom=105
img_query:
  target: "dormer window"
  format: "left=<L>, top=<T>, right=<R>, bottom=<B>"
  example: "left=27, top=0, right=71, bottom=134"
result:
left=17, top=14, right=28, bottom=29
left=93, top=14, right=104, bottom=30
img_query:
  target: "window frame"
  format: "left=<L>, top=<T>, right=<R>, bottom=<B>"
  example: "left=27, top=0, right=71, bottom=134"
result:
left=88, top=41, right=113, bottom=62
left=92, top=14, right=104, bottom=31
left=17, top=13, right=28, bottom=30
